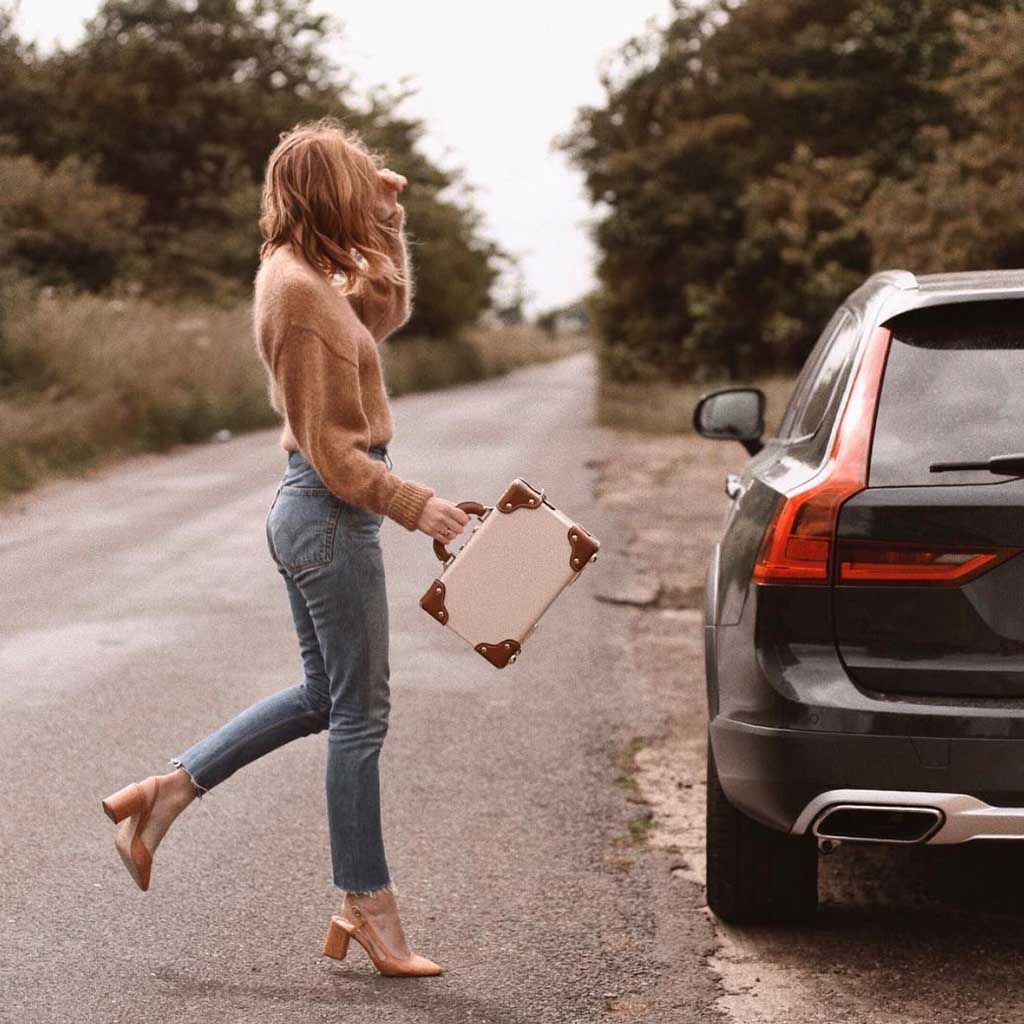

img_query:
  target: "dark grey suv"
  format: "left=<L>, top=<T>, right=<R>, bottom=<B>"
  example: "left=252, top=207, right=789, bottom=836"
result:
left=694, top=269, right=1024, bottom=924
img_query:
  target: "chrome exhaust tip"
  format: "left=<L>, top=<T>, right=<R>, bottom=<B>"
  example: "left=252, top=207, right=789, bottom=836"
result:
left=812, top=803, right=943, bottom=844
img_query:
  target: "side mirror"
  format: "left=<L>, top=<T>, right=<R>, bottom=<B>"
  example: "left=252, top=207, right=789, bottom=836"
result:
left=693, top=387, right=766, bottom=456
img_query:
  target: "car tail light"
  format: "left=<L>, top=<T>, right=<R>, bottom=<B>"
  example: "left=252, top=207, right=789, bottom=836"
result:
left=752, top=325, right=892, bottom=585
left=836, top=540, right=1022, bottom=585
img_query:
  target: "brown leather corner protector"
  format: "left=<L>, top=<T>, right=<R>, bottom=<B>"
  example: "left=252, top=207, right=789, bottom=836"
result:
left=419, top=578, right=449, bottom=624
left=496, top=479, right=543, bottom=513
left=474, top=639, right=521, bottom=668
left=567, top=524, right=600, bottom=572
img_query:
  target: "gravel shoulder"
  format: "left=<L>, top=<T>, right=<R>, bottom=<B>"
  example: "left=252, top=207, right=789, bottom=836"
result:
left=592, top=427, right=1024, bottom=1024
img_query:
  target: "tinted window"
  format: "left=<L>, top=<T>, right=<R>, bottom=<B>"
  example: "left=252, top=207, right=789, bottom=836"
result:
left=777, top=308, right=858, bottom=440
left=870, top=299, right=1024, bottom=487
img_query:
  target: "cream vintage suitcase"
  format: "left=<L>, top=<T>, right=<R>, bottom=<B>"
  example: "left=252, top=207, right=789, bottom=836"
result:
left=418, top=478, right=601, bottom=667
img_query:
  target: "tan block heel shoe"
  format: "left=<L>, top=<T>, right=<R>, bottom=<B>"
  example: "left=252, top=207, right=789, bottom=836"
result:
left=322, top=905, right=443, bottom=977
left=101, top=776, right=160, bottom=891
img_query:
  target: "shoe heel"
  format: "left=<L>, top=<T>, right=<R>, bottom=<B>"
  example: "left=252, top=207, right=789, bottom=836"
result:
left=101, top=783, right=141, bottom=824
left=322, top=917, right=351, bottom=961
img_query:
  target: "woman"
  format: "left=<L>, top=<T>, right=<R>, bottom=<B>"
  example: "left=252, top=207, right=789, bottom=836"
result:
left=100, top=117, right=471, bottom=979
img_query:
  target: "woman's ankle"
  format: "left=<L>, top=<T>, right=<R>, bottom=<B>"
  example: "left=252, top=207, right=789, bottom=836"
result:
left=161, top=767, right=199, bottom=810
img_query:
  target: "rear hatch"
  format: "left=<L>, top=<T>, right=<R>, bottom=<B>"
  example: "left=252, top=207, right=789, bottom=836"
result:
left=833, top=299, right=1024, bottom=697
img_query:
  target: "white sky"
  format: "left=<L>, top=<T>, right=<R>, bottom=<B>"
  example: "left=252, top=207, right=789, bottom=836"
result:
left=14, top=0, right=674, bottom=314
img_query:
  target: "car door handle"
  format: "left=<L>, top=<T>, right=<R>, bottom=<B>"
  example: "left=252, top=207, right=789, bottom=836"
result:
left=725, top=473, right=744, bottom=500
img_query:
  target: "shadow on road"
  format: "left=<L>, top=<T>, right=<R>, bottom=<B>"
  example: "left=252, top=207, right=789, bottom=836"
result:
left=152, top=963, right=535, bottom=1023
left=723, top=840, right=1024, bottom=1020
left=820, top=836, right=1024, bottom=916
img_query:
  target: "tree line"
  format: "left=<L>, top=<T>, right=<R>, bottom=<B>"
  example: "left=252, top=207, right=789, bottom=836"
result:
left=0, top=0, right=504, bottom=338
left=559, top=0, right=1024, bottom=383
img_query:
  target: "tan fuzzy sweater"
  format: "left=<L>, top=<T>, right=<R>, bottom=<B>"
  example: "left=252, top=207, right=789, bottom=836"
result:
left=252, top=208, right=435, bottom=531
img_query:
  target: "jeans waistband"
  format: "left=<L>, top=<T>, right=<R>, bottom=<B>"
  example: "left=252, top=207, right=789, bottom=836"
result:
left=284, top=445, right=391, bottom=487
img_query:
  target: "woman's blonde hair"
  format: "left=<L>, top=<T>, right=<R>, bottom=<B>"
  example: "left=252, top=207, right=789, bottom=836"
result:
left=258, top=116, right=405, bottom=295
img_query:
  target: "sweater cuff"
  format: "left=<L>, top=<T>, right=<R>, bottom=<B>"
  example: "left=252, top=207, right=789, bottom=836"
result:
left=385, top=479, right=434, bottom=532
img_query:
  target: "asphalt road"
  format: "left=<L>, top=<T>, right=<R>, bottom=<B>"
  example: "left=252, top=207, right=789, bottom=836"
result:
left=0, top=351, right=718, bottom=1024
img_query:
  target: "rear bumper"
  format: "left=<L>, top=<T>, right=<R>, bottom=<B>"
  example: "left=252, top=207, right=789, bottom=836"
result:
left=792, top=789, right=1024, bottom=843
left=710, top=714, right=1024, bottom=837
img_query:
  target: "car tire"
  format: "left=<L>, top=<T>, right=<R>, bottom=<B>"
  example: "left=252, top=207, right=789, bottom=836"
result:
left=705, top=734, right=819, bottom=924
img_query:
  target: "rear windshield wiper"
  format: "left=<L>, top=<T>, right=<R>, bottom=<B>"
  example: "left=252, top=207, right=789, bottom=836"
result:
left=929, top=452, right=1024, bottom=475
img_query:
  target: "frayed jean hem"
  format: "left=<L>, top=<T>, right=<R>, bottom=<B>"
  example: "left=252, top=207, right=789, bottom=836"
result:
left=336, top=880, right=397, bottom=898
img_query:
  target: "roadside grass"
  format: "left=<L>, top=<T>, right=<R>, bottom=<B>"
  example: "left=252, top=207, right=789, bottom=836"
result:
left=613, top=735, right=658, bottom=846
left=613, top=735, right=648, bottom=797
left=598, top=372, right=798, bottom=437
left=626, top=809, right=656, bottom=843
left=0, top=286, right=271, bottom=497
left=0, top=281, right=590, bottom=501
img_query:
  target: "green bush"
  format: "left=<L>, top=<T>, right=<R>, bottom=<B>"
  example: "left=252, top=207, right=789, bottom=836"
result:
left=0, top=152, right=143, bottom=291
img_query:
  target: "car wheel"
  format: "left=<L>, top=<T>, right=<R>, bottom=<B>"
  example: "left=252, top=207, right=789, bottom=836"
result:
left=705, top=734, right=818, bottom=924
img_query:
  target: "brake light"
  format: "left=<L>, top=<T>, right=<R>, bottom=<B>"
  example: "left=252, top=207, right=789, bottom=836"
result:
left=836, top=540, right=1022, bottom=585
left=752, top=325, right=892, bottom=585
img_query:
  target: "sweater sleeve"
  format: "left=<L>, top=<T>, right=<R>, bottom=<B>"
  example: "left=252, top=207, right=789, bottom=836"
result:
left=349, top=205, right=413, bottom=342
left=273, top=323, right=435, bottom=531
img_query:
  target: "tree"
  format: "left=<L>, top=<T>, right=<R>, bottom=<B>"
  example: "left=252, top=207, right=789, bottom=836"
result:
left=863, top=7, right=1024, bottom=272
left=0, top=7, right=60, bottom=160
left=1, top=0, right=503, bottom=331
left=559, top=0, right=1023, bottom=383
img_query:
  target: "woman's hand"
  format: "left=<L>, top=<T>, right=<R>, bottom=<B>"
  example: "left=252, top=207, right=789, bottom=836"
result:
left=375, top=168, right=407, bottom=225
left=415, top=495, right=470, bottom=546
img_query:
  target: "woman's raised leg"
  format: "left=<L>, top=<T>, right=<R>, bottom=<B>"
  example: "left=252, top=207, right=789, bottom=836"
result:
left=103, top=565, right=335, bottom=888
left=167, top=565, right=333, bottom=793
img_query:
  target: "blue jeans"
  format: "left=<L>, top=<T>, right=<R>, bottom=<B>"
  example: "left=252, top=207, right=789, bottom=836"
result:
left=170, top=445, right=394, bottom=893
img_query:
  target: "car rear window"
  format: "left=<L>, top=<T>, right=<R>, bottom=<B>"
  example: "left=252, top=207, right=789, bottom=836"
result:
left=870, top=298, right=1024, bottom=487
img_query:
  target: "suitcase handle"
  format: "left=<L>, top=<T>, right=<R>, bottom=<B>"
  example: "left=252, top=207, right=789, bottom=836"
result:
left=432, top=501, right=490, bottom=563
